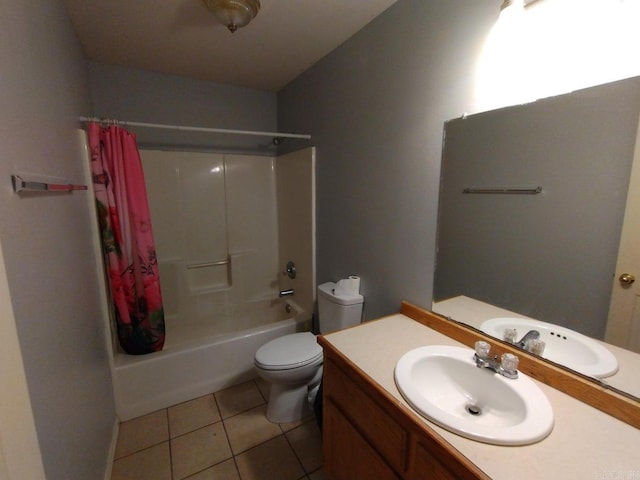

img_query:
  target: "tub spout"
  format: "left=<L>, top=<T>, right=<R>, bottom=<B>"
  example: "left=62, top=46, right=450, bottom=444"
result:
left=279, top=288, right=294, bottom=297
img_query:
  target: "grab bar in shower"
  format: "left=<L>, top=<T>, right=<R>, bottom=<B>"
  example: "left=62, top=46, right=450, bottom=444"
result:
left=462, top=186, right=542, bottom=195
left=186, top=258, right=230, bottom=269
left=186, top=256, right=233, bottom=286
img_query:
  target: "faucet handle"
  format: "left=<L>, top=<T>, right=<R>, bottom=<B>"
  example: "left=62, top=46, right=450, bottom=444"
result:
left=475, top=341, right=491, bottom=358
left=501, top=353, right=519, bottom=374
left=503, top=328, right=518, bottom=343
left=528, top=338, right=546, bottom=356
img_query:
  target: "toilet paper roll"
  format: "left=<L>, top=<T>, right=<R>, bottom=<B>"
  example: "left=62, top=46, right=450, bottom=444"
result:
left=336, top=276, right=360, bottom=294
left=347, top=275, right=360, bottom=294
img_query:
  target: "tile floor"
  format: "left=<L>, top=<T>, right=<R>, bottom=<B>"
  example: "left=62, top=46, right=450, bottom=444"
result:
left=111, top=379, right=325, bottom=480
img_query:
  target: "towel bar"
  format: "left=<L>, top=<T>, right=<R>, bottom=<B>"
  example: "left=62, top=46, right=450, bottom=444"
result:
left=12, top=175, right=88, bottom=193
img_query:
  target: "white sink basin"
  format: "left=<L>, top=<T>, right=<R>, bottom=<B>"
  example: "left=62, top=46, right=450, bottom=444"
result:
left=480, top=317, right=618, bottom=378
left=394, top=345, right=553, bottom=445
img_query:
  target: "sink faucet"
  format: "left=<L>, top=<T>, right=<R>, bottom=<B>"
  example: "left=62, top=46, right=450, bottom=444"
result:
left=279, top=288, right=294, bottom=297
left=474, top=341, right=519, bottom=379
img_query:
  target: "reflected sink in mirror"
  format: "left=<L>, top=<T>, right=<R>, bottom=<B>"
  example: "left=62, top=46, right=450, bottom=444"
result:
left=394, top=345, right=554, bottom=446
left=480, top=317, right=618, bottom=379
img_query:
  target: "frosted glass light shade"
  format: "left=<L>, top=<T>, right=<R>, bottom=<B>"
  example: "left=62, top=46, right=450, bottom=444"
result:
left=202, top=0, right=260, bottom=33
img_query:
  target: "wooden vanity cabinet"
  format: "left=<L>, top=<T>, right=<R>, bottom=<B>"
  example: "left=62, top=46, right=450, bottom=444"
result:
left=320, top=343, right=490, bottom=480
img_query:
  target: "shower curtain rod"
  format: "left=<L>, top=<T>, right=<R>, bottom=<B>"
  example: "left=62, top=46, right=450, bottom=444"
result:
left=78, top=117, right=311, bottom=140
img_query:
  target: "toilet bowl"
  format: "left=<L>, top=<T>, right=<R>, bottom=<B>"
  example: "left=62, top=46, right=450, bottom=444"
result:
left=254, top=281, right=364, bottom=423
left=254, top=332, right=323, bottom=423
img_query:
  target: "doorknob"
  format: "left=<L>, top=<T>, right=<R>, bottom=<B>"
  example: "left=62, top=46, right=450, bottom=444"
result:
left=285, top=261, right=296, bottom=279
left=619, top=273, right=636, bottom=286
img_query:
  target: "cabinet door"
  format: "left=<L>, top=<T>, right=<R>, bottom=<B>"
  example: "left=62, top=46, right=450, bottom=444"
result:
left=323, top=357, right=408, bottom=472
left=409, top=441, right=460, bottom=480
left=409, top=438, right=489, bottom=480
left=324, top=398, right=400, bottom=480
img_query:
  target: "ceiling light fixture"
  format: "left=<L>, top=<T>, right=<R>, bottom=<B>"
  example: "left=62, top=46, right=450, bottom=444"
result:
left=500, top=0, right=514, bottom=10
left=501, top=0, right=543, bottom=11
left=202, top=0, right=260, bottom=33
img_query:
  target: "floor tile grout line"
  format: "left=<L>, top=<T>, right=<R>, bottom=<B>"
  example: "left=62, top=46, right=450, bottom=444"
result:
left=255, top=378, right=269, bottom=403
left=283, top=432, right=308, bottom=475
left=167, top=394, right=228, bottom=480
left=165, top=408, right=177, bottom=480
left=231, top=456, right=243, bottom=480
left=112, top=437, right=169, bottom=462
left=228, top=431, right=287, bottom=458
left=179, top=457, right=238, bottom=480
left=218, top=403, right=241, bottom=478
left=227, top=417, right=316, bottom=462
left=113, top=409, right=172, bottom=461
left=219, top=404, right=267, bottom=423
left=167, top=417, right=226, bottom=442
left=215, top=381, right=268, bottom=422
left=168, top=393, right=222, bottom=439
left=224, top=412, right=316, bottom=457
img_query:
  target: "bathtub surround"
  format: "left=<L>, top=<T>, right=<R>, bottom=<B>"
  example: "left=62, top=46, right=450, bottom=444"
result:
left=276, top=148, right=317, bottom=317
left=141, top=150, right=278, bottom=323
left=140, top=148, right=315, bottom=340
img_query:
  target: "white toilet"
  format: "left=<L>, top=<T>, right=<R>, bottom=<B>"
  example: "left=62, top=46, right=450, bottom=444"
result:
left=254, top=281, right=364, bottom=423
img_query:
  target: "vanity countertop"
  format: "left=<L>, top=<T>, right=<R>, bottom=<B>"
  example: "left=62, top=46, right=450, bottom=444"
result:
left=433, top=295, right=640, bottom=398
left=321, top=314, right=640, bottom=480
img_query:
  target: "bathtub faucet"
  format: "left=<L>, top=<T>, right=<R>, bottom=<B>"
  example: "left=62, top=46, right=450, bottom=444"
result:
left=279, top=288, right=294, bottom=297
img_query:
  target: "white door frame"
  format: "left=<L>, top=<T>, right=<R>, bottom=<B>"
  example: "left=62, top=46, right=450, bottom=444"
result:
left=0, top=239, right=46, bottom=480
left=605, top=114, right=640, bottom=352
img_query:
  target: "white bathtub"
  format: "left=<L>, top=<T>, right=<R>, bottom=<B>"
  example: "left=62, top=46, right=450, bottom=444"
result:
left=112, top=300, right=309, bottom=421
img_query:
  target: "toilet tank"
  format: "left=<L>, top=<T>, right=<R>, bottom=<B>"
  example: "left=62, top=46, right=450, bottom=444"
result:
left=317, top=282, right=364, bottom=333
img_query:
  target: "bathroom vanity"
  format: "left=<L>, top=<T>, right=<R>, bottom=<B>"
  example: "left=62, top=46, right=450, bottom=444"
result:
left=318, top=305, right=640, bottom=479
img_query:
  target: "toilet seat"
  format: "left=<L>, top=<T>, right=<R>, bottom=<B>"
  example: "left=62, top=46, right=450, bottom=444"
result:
left=255, top=332, right=323, bottom=371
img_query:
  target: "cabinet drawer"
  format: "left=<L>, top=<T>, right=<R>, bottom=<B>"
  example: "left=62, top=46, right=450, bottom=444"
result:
left=324, top=357, right=408, bottom=474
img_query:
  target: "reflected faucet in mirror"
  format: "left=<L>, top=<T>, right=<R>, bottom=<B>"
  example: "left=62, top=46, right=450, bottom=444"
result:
left=505, top=328, right=543, bottom=354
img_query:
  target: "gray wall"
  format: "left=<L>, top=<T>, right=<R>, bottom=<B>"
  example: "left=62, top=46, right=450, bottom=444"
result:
left=0, top=1, right=116, bottom=479
left=435, top=78, right=640, bottom=339
left=278, top=0, right=500, bottom=320
left=88, top=62, right=280, bottom=154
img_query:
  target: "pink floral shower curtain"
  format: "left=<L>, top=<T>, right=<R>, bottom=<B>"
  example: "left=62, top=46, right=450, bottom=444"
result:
left=88, top=123, right=165, bottom=355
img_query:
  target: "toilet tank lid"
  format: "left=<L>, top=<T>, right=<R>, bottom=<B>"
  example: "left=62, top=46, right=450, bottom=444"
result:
left=318, top=282, right=364, bottom=306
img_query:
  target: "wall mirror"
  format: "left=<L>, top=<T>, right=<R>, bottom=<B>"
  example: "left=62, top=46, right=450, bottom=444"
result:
left=433, top=76, right=640, bottom=401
